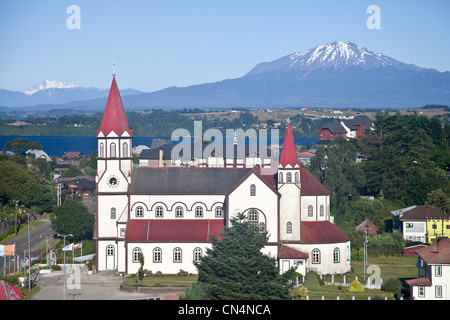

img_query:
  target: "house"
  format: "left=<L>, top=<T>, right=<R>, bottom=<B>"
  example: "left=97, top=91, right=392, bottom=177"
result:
left=62, top=151, right=87, bottom=160
left=397, top=205, right=448, bottom=243
left=406, top=237, right=450, bottom=300
left=25, top=149, right=51, bottom=162
left=402, top=242, right=427, bottom=257
left=355, top=219, right=380, bottom=235
left=318, top=115, right=373, bottom=142
left=94, top=74, right=351, bottom=276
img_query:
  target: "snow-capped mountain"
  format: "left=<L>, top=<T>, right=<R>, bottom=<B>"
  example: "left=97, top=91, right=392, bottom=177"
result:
left=247, top=41, right=424, bottom=75
left=24, top=80, right=78, bottom=95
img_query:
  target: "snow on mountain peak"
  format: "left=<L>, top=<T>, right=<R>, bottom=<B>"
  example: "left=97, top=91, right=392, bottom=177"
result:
left=247, top=41, right=419, bottom=75
left=24, top=79, right=78, bottom=95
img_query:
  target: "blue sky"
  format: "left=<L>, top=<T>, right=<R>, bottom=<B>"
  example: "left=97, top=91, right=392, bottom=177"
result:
left=1, top=0, right=449, bottom=92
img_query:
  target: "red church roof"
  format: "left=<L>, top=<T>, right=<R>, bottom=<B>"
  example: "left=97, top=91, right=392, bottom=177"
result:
left=97, top=76, right=133, bottom=137
left=300, top=168, right=331, bottom=196
left=301, top=221, right=351, bottom=244
left=126, top=219, right=224, bottom=242
left=278, top=245, right=309, bottom=259
left=279, top=124, right=301, bottom=168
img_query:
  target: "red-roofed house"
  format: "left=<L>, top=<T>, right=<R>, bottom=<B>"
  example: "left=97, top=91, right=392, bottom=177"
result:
left=406, top=238, right=450, bottom=300
left=95, top=75, right=351, bottom=277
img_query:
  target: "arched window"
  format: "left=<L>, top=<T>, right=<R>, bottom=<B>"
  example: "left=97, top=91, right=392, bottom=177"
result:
left=133, top=247, right=142, bottom=263
left=250, top=184, right=256, bottom=196
left=110, top=207, right=116, bottom=219
left=110, top=142, right=116, bottom=158
left=215, top=206, right=223, bottom=217
left=173, top=247, right=182, bottom=263
left=153, top=247, right=162, bottom=263
left=308, top=205, right=313, bottom=217
left=195, top=206, right=203, bottom=217
left=248, top=209, right=258, bottom=224
left=287, top=222, right=292, bottom=234
left=312, top=249, right=321, bottom=264
left=295, top=172, right=299, bottom=183
left=175, top=206, right=184, bottom=218
left=279, top=172, right=283, bottom=183
left=123, top=142, right=128, bottom=158
left=287, top=172, right=292, bottom=183
left=100, top=142, right=104, bottom=158
left=333, top=248, right=340, bottom=263
left=155, top=206, right=164, bottom=217
left=193, top=248, right=202, bottom=262
left=136, top=206, right=143, bottom=217
left=320, top=205, right=324, bottom=217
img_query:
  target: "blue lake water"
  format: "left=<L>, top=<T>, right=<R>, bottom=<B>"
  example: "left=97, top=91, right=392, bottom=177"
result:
left=0, top=135, right=319, bottom=157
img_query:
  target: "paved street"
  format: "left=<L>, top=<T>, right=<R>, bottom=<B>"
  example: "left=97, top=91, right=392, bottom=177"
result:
left=34, top=265, right=167, bottom=300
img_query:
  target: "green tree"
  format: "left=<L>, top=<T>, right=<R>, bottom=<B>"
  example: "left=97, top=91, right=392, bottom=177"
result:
left=51, top=199, right=94, bottom=242
left=425, top=189, right=450, bottom=214
left=194, top=212, right=295, bottom=300
left=3, top=138, right=42, bottom=153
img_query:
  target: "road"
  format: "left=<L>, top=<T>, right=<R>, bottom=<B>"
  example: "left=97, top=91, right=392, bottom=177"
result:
left=6, top=219, right=55, bottom=253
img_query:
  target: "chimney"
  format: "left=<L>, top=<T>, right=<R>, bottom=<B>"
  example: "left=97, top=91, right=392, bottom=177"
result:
left=159, top=148, right=163, bottom=167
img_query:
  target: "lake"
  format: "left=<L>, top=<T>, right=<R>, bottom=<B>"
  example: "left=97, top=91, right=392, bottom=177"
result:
left=0, top=135, right=319, bottom=158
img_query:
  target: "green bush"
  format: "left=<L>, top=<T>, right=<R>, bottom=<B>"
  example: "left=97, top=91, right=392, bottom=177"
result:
left=382, top=277, right=402, bottom=292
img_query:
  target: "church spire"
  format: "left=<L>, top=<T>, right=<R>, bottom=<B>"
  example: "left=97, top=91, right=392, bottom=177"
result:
left=97, top=74, right=133, bottom=137
left=279, top=123, right=300, bottom=168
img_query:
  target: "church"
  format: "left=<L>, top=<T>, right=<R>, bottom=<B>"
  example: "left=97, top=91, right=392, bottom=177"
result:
left=94, top=75, right=351, bottom=276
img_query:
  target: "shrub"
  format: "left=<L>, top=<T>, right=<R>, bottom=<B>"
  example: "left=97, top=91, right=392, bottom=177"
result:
left=383, top=277, right=401, bottom=292
left=348, top=279, right=364, bottom=293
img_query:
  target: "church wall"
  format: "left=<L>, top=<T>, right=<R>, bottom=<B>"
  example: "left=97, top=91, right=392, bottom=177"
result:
left=227, top=173, right=279, bottom=243
left=97, top=194, right=129, bottom=238
left=126, top=242, right=212, bottom=275
left=279, top=183, right=301, bottom=242
left=301, top=195, right=330, bottom=222
left=293, top=241, right=351, bottom=275
left=129, top=195, right=225, bottom=220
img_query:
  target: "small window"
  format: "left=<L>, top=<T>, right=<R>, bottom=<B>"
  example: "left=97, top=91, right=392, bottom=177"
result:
left=174, top=247, right=182, bottom=263
left=287, top=172, right=292, bottom=183
left=215, top=206, right=223, bottom=217
left=320, top=205, right=324, bottom=217
left=123, top=142, right=128, bottom=158
left=312, top=249, right=320, bottom=264
left=287, top=222, right=292, bottom=234
left=175, top=206, right=184, bottom=218
left=120, top=228, right=125, bottom=237
left=153, top=248, right=162, bottom=263
left=295, top=172, right=299, bottom=183
left=308, top=205, right=313, bottom=217
left=250, top=184, right=256, bottom=196
left=110, top=142, right=116, bottom=158
left=136, top=206, right=143, bottom=217
left=436, top=285, right=442, bottom=298
left=193, top=248, right=202, bottom=262
left=155, top=206, right=164, bottom=218
left=418, top=286, right=425, bottom=297
left=111, top=207, right=116, bottom=219
left=279, top=172, right=283, bottom=183
left=133, top=247, right=142, bottom=263
left=436, top=265, right=442, bottom=277
left=333, top=248, right=340, bottom=263
left=106, top=245, right=114, bottom=256
left=100, top=142, right=104, bottom=158
left=195, top=206, right=203, bottom=217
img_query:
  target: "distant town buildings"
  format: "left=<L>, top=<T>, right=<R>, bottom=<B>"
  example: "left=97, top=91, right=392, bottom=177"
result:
left=318, top=115, right=373, bottom=142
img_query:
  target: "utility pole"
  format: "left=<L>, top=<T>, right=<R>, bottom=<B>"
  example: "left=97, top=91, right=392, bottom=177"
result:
left=13, top=200, right=19, bottom=235
left=58, top=233, right=73, bottom=300
left=25, top=210, right=31, bottom=291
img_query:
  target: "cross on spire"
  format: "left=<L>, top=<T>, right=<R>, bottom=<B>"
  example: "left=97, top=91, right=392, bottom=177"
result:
left=112, top=61, right=116, bottom=77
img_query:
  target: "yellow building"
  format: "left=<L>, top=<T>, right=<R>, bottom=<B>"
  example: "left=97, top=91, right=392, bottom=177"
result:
left=426, top=218, right=450, bottom=243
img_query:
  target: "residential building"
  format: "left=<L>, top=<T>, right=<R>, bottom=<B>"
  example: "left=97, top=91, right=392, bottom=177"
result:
left=406, top=238, right=450, bottom=300
left=318, top=115, right=373, bottom=141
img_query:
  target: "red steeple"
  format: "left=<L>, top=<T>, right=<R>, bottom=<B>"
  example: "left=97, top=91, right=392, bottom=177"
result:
left=97, top=75, right=133, bottom=137
left=279, top=123, right=300, bottom=168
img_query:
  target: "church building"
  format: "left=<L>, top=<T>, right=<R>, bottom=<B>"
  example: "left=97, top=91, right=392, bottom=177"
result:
left=94, top=75, right=351, bottom=276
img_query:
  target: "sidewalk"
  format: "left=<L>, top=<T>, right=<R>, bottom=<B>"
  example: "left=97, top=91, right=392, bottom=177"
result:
left=33, top=265, right=168, bottom=300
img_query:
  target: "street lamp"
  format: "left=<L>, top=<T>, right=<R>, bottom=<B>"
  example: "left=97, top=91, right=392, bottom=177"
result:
left=57, top=233, right=73, bottom=300
left=24, top=210, right=31, bottom=292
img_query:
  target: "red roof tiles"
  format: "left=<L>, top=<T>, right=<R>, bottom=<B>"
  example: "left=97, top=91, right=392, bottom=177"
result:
left=278, top=245, right=309, bottom=259
left=126, top=219, right=224, bottom=242
left=301, top=221, right=351, bottom=244
left=279, top=124, right=301, bottom=168
left=300, top=167, right=331, bottom=196
left=97, top=76, right=133, bottom=137
left=415, top=237, right=450, bottom=264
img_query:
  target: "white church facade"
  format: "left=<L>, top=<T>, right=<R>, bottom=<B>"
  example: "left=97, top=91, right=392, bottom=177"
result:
left=94, top=75, right=351, bottom=276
